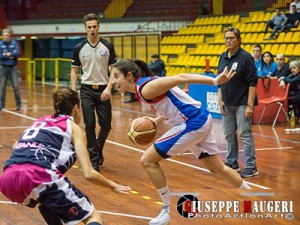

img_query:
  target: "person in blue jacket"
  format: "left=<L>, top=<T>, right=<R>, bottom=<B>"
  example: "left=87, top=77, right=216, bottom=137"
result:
left=0, top=28, right=21, bottom=111
left=258, top=51, right=277, bottom=77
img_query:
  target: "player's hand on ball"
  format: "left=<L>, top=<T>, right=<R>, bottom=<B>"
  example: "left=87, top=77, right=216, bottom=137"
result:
left=142, top=116, right=157, bottom=126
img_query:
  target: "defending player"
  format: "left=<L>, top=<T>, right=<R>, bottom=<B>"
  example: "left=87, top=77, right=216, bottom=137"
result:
left=110, top=58, right=251, bottom=225
left=0, top=88, right=131, bottom=225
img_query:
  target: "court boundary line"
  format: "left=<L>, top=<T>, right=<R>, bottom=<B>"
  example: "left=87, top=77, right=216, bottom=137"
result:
left=0, top=200, right=152, bottom=221
left=0, top=109, right=285, bottom=189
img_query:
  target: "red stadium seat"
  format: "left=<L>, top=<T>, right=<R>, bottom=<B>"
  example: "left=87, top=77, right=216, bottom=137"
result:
left=258, top=84, right=290, bottom=127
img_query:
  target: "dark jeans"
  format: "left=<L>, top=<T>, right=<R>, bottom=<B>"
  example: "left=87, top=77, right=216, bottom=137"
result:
left=270, top=24, right=283, bottom=37
left=80, top=84, right=112, bottom=169
left=0, top=65, right=21, bottom=108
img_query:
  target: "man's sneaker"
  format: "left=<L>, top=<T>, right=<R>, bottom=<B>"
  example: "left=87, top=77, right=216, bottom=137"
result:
left=149, top=204, right=170, bottom=225
left=240, top=167, right=259, bottom=178
left=224, top=162, right=241, bottom=172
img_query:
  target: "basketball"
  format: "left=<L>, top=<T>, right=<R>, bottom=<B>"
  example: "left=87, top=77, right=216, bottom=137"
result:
left=127, top=117, right=157, bottom=146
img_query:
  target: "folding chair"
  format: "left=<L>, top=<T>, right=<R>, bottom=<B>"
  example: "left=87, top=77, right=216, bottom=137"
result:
left=258, top=84, right=290, bottom=127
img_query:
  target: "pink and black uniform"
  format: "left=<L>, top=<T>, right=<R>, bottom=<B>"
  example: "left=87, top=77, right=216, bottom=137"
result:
left=136, top=76, right=220, bottom=159
left=0, top=115, right=94, bottom=225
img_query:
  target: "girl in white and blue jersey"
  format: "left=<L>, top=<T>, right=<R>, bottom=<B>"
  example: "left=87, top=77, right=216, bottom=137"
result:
left=0, top=88, right=131, bottom=225
left=110, top=58, right=250, bottom=225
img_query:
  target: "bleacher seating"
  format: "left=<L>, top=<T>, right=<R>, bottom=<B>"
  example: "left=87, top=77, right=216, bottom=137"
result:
left=161, top=0, right=299, bottom=76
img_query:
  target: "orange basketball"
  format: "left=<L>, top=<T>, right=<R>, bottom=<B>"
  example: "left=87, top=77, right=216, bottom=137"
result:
left=127, top=117, right=157, bottom=146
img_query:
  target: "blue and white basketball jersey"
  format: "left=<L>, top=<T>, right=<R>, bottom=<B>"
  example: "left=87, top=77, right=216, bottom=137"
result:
left=4, top=115, right=76, bottom=174
left=136, top=76, right=208, bottom=127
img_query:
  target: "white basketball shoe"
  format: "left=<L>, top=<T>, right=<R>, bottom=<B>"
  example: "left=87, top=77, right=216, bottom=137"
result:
left=149, top=204, right=170, bottom=225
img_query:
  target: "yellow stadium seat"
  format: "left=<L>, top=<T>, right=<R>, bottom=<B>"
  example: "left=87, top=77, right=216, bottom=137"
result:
left=239, top=23, right=247, bottom=32
left=204, top=45, right=215, bottom=55
left=270, top=44, right=279, bottom=55
left=263, top=12, right=272, bottom=22
left=277, top=44, right=287, bottom=54
left=257, top=33, right=265, bottom=42
left=293, top=44, right=300, bottom=56
left=233, top=15, right=240, bottom=23
left=249, top=33, right=258, bottom=43
left=291, top=32, right=300, bottom=43
left=257, top=22, right=265, bottom=32
left=243, top=44, right=252, bottom=53
left=251, top=23, right=259, bottom=32
left=276, top=32, right=285, bottom=42
left=245, top=23, right=253, bottom=32
left=227, top=15, right=234, bottom=23
left=264, top=44, right=272, bottom=52
left=283, top=32, right=293, bottom=43
left=285, top=44, right=294, bottom=55
left=243, top=33, right=252, bottom=43
left=199, top=56, right=206, bottom=67
left=257, top=13, right=265, bottom=22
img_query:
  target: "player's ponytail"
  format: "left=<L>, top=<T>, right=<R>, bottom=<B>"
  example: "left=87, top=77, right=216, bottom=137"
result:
left=111, top=58, right=154, bottom=82
left=133, top=59, right=154, bottom=77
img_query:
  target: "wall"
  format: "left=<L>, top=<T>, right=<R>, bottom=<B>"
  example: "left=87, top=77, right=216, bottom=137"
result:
left=10, top=19, right=190, bottom=36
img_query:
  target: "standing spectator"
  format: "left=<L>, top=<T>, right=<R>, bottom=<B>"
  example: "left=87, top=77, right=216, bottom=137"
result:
left=252, top=44, right=263, bottom=76
left=217, top=27, right=259, bottom=178
left=258, top=51, right=277, bottom=77
left=148, top=54, right=166, bottom=77
left=275, top=5, right=300, bottom=38
left=270, top=54, right=291, bottom=78
left=290, top=0, right=300, bottom=13
left=0, top=28, right=21, bottom=111
left=264, top=8, right=287, bottom=39
left=71, top=13, right=117, bottom=171
left=0, top=88, right=131, bottom=225
left=279, top=60, right=300, bottom=122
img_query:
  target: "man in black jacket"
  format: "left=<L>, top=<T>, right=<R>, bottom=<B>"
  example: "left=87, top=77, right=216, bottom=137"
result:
left=270, top=54, right=291, bottom=78
left=148, top=54, right=166, bottom=77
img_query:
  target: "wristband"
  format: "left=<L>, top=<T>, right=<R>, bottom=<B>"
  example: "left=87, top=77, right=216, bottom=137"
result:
left=212, top=77, right=218, bottom=86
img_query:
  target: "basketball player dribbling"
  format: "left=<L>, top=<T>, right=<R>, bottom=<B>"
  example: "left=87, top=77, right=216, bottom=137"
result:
left=110, top=58, right=251, bottom=225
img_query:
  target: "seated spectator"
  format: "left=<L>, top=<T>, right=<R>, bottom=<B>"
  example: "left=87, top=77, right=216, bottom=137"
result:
left=270, top=5, right=300, bottom=39
left=264, top=8, right=287, bottom=36
left=252, top=44, right=262, bottom=74
left=279, top=60, right=300, bottom=122
left=148, top=54, right=166, bottom=77
left=257, top=51, right=277, bottom=77
left=270, top=54, right=291, bottom=78
left=290, top=0, right=300, bottom=13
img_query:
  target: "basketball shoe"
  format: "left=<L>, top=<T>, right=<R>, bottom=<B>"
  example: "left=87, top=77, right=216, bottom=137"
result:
left=149, top=204, right=170, bottom=225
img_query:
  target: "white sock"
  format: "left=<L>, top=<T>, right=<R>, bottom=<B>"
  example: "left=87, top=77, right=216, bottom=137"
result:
left=157, top=186, right=170, bottom=206
left=239, top=180, right=251, bottom=189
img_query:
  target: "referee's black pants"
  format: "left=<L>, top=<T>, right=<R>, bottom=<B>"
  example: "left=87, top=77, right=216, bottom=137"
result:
left=80, top=85, right=112, bottom=170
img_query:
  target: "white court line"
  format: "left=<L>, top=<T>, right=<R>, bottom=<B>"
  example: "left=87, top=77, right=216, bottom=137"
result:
left=0, top=200, right=152, bottom=221
left=1, top=109, right=271, bottom=189
left=182, top=146, right=293, bottom=155
left=98, top=210, right=152, bottom=220
left=106, top=140, right=270, bottom=190
left=0, top=126, right=29, bottom=130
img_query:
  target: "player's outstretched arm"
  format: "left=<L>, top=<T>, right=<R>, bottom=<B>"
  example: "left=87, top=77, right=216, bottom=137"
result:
left=142, top=66, right=235, bottom=100
left=71, top=122, right=132, bottom=194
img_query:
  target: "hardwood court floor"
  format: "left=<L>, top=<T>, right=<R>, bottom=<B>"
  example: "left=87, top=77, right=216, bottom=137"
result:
left=0, top=82, right=299, bottom=225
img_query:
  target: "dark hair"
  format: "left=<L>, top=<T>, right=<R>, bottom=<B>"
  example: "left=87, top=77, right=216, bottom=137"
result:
left=83, top=13, right=99, bottom=25
left=111, top=58, right=154, bottom=81
left=261, top=51, right=274, bottom=69
left=224, top=27, right=241, bottom=45
left=51, top=88, right=80, bottom=117
left=253, top=44, right=262, bottom=52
